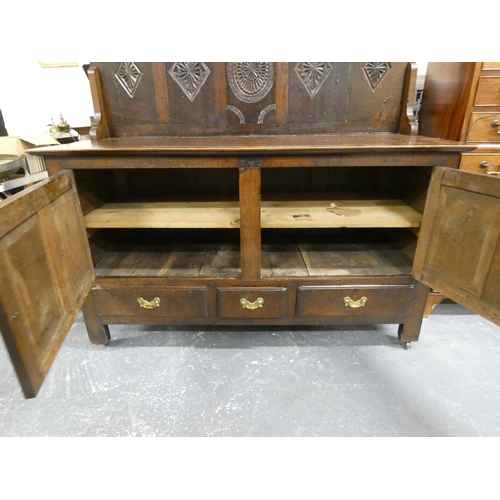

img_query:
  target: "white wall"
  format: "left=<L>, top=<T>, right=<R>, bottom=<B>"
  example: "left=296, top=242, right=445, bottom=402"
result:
left=0, top=62, right=94, bottom=136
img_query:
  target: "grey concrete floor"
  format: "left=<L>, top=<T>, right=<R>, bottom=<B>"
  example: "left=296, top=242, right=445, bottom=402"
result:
left=1, top=301, right=500, bottom=437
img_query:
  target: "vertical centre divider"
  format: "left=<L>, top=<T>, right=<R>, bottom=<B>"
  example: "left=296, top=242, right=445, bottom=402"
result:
left=239, top=158, right=263, bottom=280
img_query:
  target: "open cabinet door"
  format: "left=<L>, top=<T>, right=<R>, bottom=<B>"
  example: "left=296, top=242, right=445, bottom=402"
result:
left=0, top=171, right=94, bottom=398
left=413, top=167, right=500, bottom=327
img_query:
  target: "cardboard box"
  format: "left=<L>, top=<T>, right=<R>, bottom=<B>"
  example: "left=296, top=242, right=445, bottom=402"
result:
left=0, top=134, right=59, bottom=174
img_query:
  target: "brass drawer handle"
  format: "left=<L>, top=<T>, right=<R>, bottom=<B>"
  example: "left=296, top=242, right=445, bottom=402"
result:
left=343, top=296, right=367, bottom=308
left=137, top=297, right=161, bottom=309
left=240, top=297, right=264, bottom=310
left=491, top=120, right=500, bottom=134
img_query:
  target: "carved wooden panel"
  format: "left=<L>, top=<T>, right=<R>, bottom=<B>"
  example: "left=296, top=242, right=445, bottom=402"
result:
left=115, top=62, right=143, bottom=97
left=225, top=62, right=277, bottom=126
left=168, top=62, right=211, bottom=102
left=90, top=62, right=414, bottom=138
left=227, top=63, right=274, bottom=103
left=165, top=62, right=221, bottom=128
left=294, top=62, right=334, bottom=99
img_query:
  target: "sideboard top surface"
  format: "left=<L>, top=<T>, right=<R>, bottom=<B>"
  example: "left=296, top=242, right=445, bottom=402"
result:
left=31, top=134, right=471, bottom=157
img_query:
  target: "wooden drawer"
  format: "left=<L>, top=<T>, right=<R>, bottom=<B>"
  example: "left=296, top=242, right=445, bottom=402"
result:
left=296, top=285, right=414, bottom=317
left=217, top=287, right=287, bottom=319
left=466, top=113, right=500, bottom=143
left=482, top=63, right=500, bottom=70
left=460, top=154, right=500, bottom=175
left=93, top=287, right=208, bottom=317
left=474, top=77, right=500, bottom=106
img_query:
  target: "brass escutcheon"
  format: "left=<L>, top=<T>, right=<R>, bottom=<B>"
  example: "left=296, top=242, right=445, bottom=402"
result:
left=137, top=297, right=161, bottom=309
left=343, top=296, right=368, bottom=308
left=240, top=297, right=264, bottom=310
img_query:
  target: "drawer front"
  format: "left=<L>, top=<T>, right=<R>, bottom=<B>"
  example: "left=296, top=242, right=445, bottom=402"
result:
left=474, top=77, right=500, bottom=106
left=460, top=154, right=500, bottom=175
left=296, top=285, right=414, bottom=317
left=482, top=63, right=500, bottom=70
left=94, top=287, right=208, bottom=317
left=217, top=287, right=287, bottom=319
left=466, top=113, right=500, bottom=143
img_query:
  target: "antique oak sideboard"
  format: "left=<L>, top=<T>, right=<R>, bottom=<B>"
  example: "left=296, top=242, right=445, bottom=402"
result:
left=2, top=62, right=500, bottom=398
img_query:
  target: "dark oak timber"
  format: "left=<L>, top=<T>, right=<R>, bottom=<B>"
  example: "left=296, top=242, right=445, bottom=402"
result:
left=0, top=172, right=94, bottom=397
left=239, top=161, right=262, bottom=279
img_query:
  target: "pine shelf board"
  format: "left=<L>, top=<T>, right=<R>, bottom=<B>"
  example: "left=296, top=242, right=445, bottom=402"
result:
left=84, top=199, right=422, bottom=229
left=84, top=201, right=241, bottom=229
left=261, top=200, right=422, bottom=228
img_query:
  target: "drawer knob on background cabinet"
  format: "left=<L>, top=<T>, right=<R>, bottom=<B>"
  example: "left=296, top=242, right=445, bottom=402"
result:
left=240, top=297, right=264, bottom=310
left=343, top=296, right=368, bottom=308
left=481, top=161, right=500, bottom=174
left=491, top=120, right=500, bottom=134
left=137, top=297, right=161, bottom=309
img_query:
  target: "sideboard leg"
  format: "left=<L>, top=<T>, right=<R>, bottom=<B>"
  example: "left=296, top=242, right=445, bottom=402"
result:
left=398, top=281, right=429, bottom=346
left=82, top=292, right=111, bottom=345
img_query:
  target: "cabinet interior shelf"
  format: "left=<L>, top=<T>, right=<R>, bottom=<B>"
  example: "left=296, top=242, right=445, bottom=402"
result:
left=84, top=200, right=422, bottom=229
left=94, top=240, right=414, bottom=279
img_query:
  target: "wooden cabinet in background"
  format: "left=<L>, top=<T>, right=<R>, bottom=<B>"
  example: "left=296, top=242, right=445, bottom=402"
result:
left=2, top=62, right=500, bottom=399
left=419, top=62, right=500, bottom=175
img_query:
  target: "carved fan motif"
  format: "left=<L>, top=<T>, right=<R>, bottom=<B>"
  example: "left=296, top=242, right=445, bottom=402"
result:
left=227, top=63, right=274, bottom=103
left=115, top=62, right=143, bottom=98
left=168, top=62, right=211, bottom=102
left=294, top=62, right=334, bottom=99
left=363, top=62, right=392, bottom=91
left=226, top=105, right=245, bottom=124
left=258, top=104, right=276, bottom=124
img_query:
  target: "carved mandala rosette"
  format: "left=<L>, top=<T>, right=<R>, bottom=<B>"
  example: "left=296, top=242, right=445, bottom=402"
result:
left=227, top=63, right=275, bottom=103
left=115, top=62, right=143, bottom=98
left=363, top=62, right=392, bottom=91
left=168, top=62, right=211, bottom=102
left=294, top=62, right=334, bottom=99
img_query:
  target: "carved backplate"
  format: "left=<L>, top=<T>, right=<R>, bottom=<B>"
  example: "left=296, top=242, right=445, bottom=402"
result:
left=91, top=62, right=412, bottom=137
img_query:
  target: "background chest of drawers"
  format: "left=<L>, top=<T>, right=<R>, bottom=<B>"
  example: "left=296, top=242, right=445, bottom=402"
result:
left=419, top=62, right=500, bottom=175
left=418, top=62, right=500, bottom=316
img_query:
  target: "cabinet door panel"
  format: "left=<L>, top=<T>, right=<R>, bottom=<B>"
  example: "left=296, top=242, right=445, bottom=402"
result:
left=413, top=167, right=500, bottom=326
left=0, top=171, right=93, bottom=398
